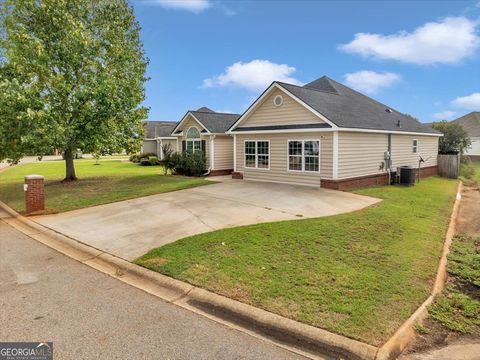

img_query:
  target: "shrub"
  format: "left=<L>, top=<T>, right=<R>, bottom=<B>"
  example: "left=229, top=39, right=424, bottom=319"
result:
left=161, top=144, right=174, bottom=175
left=141, top=152, right=156, bottom=158
left=149, top=156, right=160, bottom=166
left=129, top=153, right=140, bottom=163
left=170, top=152, right=187, bottom=175
left=164, top=152, right=206, bottom=176
left=163, top=152, right=176, bottom=175
left=185, top=152, right=206, bottom=176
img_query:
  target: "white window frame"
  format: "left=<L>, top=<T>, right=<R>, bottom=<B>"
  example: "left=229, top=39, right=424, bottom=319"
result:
left=243, top=140, right=270, bottom=170
left=186, top=126, right=202, bottom=154
left=412, top=139, right=418, bottom=153
left=287, top=139, right=321, bottom=173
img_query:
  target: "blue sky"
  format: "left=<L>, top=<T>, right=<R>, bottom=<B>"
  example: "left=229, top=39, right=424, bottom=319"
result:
left=131, top=0, right=480, bottom=123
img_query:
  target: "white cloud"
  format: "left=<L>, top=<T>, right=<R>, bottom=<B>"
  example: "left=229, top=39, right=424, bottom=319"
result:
left=339, top=17, right=480, bottom=64
left=343, top=71, right=401, bottom=94
left=146, top=0, right=211, bottom=13
left=203, top=60, right=303, bottom=92
left=451, top=92, right=480, bottom=110
left=433, top=110, right=456, bottom=120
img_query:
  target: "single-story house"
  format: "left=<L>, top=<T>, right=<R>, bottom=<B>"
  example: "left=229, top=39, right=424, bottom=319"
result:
left=227, top=76, right=441, bottom=190
left=171, top=107, right=241, bottom=175
left=452, top=112, right=480, bottom=161
left=142, top=121, right=177, bottom=159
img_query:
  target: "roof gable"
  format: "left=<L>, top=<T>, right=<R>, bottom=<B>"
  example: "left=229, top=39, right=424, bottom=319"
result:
left=172, top=108, right=241, bottom=135
left=452, top=112, right=480, bottom=137
left=237, top=88, right=325, bottom=128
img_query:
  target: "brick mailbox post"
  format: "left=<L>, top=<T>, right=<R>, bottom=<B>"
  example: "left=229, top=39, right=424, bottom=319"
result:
left=24, top=175, right=45, bottom=214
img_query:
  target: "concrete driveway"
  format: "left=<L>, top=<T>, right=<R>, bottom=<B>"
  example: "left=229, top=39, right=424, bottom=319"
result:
left=33, top=180, right=380, bottom=261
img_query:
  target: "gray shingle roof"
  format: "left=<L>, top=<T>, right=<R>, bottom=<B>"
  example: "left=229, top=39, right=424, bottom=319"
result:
left=452, top=112, right=480, bottom=137
left=145, top=121, right=177, bottom=138
left=233, top=76, right=439, bottom=135
left=187, top=109, right=241, bottom=133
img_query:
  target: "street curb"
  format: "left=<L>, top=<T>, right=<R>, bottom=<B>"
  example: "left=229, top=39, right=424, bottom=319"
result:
left=0, top=181, right=463, bottom=360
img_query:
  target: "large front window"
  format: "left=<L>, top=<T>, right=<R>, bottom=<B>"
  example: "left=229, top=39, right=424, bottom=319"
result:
left=186, top=127, right=201, bottom=154
left=288, top=140, right=320, bottom=172
left=245, top=140, right=269, bottom=169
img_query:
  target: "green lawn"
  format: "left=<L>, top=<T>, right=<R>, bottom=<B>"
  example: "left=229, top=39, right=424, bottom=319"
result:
left=136, top=177, right=458, bottom=345
left=0, top=159, right=209, bottom=214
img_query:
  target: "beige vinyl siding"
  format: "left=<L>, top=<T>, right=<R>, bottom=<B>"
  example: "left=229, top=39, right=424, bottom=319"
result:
left=337, top=132, right=438, bottom=179
left=338, top=132, right=388, bottom=179
left=142, top=140, right=157, bottom=155
left=235, top=132, right=333, bottom=187
left=161, top=139, right=177, bottom=151
left=213, top=135, right=233, bottom=170
left=159, top=139, right=177, bottom=159
left=240, top=89, right=324, bottom=127
left=177, top=114, right=210, bottom=167
left=391, top=135, right=438, bottom=169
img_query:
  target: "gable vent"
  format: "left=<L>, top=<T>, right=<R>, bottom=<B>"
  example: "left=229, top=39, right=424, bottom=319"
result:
left=273, top=95, right=283, bottom=107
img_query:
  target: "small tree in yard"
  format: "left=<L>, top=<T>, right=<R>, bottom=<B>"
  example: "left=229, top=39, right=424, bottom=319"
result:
left=161, top=143, right=173, bottom=175
left=0, top=0, right=148, bottom=181
left=432, top=121, right=471, bottom=155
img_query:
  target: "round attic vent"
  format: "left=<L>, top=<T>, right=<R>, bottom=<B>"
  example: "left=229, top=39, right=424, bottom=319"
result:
left=273, top=95, right=283, bottom=107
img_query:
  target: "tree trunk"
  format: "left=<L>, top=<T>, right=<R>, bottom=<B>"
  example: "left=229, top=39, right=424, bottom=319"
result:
left=63, top=149, right=77, bottom=181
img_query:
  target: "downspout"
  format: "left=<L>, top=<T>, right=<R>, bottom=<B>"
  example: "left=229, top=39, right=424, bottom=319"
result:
left=203, top=135, right=215, bottom=176
left=387, top=133, right=392, bottom=184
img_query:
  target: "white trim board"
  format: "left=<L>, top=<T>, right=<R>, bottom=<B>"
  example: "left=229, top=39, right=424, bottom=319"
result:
left=230, top=127, right=441, bottom=137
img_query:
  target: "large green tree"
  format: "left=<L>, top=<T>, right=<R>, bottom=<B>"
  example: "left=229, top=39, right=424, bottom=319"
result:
left=432, top=121, right=471, bottom=155
left=0, top=0, right=148, bottom=180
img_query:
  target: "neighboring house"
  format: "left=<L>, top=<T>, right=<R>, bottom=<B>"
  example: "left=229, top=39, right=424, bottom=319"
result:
left=142, top=121, right=177, bottom=159
left=227, top=76, right=441, bottom=190
left=452, top=112, right=480, bottom=160
left=171, top=107, right=241, bottom=175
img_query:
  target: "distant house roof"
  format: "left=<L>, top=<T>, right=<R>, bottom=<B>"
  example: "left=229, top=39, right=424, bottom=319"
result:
left=144, top=121, right=177, bottom=139
left=452, top=112, right=480, bottom=137
left=172, top=107, right=241, bottom=135
left=230, top=76, right=440, bottom=135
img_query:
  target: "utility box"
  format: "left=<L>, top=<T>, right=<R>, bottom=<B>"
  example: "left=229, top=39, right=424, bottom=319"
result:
left=24, top=174, right=45, bottom=214
left=399, top=166, right=416, bottom=186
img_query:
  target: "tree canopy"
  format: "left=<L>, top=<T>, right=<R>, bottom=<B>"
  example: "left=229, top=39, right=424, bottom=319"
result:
left=432, top=121, right=471, bottom=155
left=0, top=0, right=148, bottom=180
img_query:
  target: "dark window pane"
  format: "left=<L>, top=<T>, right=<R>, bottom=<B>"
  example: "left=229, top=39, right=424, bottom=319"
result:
left=245, top=155, right=256, bottom=167
left=289, top=141, right=302, bottom=156
left=257, top=141, right=269, bottom=155
left=245, top=141, right=256, bottom=155
left=305, top=141, right=319, bottom=156
left=305, top=156, right=319, bottom=172
left=258, top=155, right=269, bottom=168
left=289, top=156, right=302, bottom=171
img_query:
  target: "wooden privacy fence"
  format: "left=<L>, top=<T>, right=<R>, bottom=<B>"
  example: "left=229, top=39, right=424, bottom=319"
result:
left=438, top=154, right=460, bottom=179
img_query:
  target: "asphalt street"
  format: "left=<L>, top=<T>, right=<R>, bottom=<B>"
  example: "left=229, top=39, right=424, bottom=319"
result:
left=0, top=209, right=307, bottom=360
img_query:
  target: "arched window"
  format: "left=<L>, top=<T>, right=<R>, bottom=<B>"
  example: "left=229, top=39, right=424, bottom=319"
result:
left=186, top=126, right=202, bottom=153
left=187, top=127, right=200, bottom=139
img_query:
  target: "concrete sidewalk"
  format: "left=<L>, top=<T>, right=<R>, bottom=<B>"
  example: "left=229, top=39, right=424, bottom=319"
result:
left=33, top=180, right=380, bottom=260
